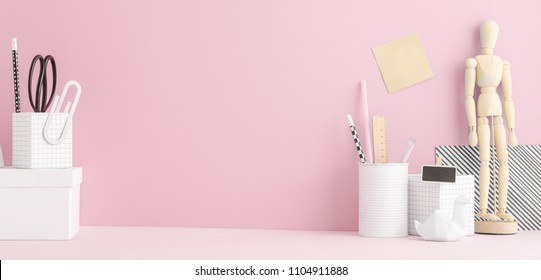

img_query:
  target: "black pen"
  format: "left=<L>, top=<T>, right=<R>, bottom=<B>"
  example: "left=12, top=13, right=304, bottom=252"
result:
left=12, top=38, right=21, bottom=113
left=347, top=114, right=366, bottom=163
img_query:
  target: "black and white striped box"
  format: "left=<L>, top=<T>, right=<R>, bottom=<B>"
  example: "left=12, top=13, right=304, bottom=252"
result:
left=436, top=145, right=541, bottom=231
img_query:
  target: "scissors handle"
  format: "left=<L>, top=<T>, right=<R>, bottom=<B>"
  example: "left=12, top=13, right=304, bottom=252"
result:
left=28, top=55, right=57, bottom=112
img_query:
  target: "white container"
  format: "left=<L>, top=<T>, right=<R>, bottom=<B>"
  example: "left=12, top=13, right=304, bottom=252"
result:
left=408, top=174, right=475, bottom=236
left=358, top=163, right=408, bottom=237
left=0, top=167, right=82, bottom=240
left=13, top=112, right=72, bottom=169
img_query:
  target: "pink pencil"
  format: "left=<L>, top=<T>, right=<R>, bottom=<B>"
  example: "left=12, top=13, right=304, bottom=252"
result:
left=361, top=80, right=373, bottom=163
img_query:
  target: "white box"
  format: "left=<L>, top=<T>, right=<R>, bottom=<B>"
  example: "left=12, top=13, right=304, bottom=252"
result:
left=0, top=167, right=82, bottom=240
left=408, top=174, right=475, bottom=236
left=13, top=112, right=72, bottom=169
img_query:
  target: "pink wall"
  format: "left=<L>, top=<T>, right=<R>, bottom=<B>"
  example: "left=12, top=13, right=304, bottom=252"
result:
left=0, top=0, right=539, bottom=230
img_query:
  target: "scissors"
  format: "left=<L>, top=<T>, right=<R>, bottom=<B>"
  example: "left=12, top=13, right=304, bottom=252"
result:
left=28, top=55, right=57, bottom=112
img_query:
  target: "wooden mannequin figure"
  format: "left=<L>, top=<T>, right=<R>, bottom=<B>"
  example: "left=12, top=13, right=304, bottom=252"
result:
left=465, top=20, right=518, bottom=234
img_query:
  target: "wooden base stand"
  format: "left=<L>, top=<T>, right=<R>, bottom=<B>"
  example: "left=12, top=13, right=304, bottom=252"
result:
left=475, top=220, right=518, bottom=235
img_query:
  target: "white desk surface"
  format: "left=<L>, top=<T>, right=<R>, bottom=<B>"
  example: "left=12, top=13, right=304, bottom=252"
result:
left=0, top=226, right=539, bottom=259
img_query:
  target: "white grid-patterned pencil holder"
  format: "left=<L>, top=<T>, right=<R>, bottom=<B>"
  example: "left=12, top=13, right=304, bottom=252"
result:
left=358, top=163, right=409, bottom=238
left=408, top=174, right=475, bottom=236
left=12, top=112, right=72, bottom=169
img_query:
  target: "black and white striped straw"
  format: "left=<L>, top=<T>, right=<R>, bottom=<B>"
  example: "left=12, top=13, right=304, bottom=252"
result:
left=347, top=114, right=366, bottom=163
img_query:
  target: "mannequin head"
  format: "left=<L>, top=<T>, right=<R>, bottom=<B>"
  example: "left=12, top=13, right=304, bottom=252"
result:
left=480, top=20, right=499, bottom=55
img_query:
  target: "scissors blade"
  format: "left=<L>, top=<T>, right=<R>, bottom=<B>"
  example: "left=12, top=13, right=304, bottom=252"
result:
left=41, top=55, right=57, bottom=112
left=28, top=55, right=44, bottom=112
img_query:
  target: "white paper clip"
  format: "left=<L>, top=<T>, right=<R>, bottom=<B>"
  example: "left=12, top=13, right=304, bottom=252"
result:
left=43, top=80, right=82, bottom=145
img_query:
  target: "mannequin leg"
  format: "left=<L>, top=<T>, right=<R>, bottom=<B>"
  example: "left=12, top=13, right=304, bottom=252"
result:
left=494, top=116, right=515, bottom=221
left=477, top=117, right=500, bottom=221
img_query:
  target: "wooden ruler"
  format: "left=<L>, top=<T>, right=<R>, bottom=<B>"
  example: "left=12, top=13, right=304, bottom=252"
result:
left=372, top=116, right=388, bottom=163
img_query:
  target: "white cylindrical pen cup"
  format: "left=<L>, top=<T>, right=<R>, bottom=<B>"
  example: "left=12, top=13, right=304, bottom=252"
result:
left=358, top=163, right=408, bottom=237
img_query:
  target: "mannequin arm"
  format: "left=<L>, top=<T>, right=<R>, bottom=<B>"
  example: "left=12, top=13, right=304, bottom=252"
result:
left=465, top=58, right=478, bottom=146
left=502, top=60, right=517, bottom=146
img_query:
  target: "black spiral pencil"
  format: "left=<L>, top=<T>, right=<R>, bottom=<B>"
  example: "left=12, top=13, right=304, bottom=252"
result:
left=12, top=38, right=21, bottom=113
left=347, top=114, right=366, bottom=163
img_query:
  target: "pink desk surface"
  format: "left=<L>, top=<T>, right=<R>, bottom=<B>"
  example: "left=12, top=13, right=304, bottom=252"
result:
left=0, top=226, right=539, bottom=260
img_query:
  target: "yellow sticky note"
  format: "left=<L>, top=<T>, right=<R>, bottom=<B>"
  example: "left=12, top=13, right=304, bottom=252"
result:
left=372, top=33, right=433, bottom=93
